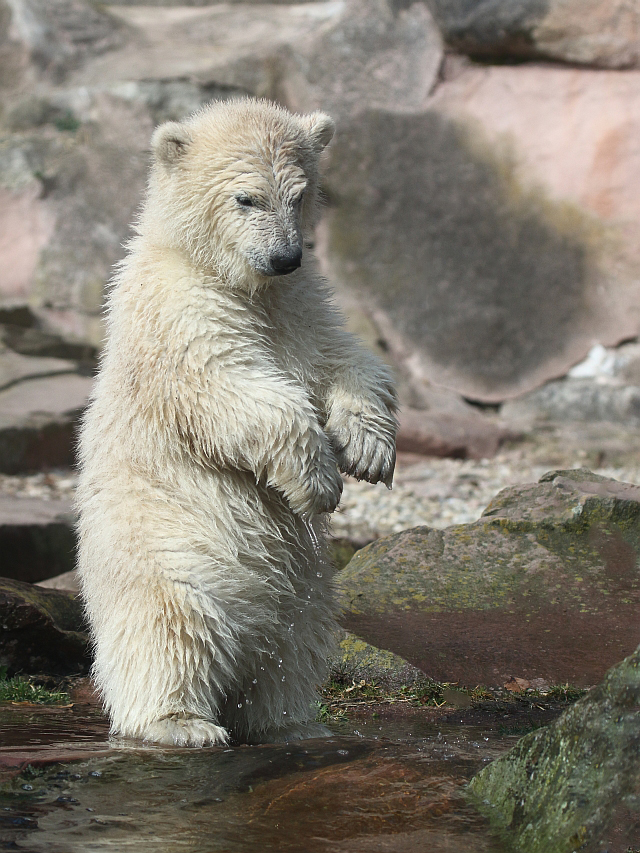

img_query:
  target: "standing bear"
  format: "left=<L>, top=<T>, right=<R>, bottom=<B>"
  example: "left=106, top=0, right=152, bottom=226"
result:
left=77, top=99, right=397, bottom=746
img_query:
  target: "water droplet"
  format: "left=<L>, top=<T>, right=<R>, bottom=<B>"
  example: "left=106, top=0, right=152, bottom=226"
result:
left=260, top=666, right=265, bottom=671
left=283, top=710, right=287, bottom=715
left=281, top=675, right=286, bottom=682
left=237, top=703, right=243, bottom=709
left=337, top=749, right=349, bottom=756
left=316, top=572, right=323, bottom=578
left=278, top=658, right=283, bottom=664
left=252, top=678, right=257, bottom=685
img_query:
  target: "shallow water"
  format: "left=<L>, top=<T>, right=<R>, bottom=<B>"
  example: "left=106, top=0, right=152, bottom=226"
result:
left=0, top=705, right=520, bottom=852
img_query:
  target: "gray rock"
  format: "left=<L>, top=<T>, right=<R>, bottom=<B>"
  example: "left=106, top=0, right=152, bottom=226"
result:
left=0, top=306, right=97, bottom=365
left=6, top=0, right=125, bottom=80
left=0, top=349, right=76, bottom=385
left=428, top=0, right=640, bottom=69
left=0, top=576, right=88, bottom=675
left=0, top=495, right=76, bottom=583
left=397, top=405, right=514, bottom=459
left=468, top=645, right=640, bottom=853
left=36, top=568, right=78, bottom=591
left=337, top=468, right=640, bottom=687
left=502, top=377, right=640, bottom=426
left=0, top=371, right=93, bottom=472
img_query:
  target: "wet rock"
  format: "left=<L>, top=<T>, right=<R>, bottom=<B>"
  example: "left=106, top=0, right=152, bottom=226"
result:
left=0, top=737, right=497, bottom=851
left=428, top=0, right=640, bottom=69
left=0, top=577, right=88, bottom=675
left=329, top=630, right=426, bottom=690
left=337, top=468, right=640, bottom=687
left=468, top=645, right=640, bottom=853
left=0, top=495, right=76, bottom=583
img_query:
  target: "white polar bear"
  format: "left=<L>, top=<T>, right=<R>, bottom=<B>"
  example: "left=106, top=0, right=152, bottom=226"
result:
left=76, top=99, right=397, bottom=747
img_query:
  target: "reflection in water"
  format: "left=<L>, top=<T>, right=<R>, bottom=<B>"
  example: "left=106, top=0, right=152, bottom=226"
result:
left=0, top=706, right=512, bottom=852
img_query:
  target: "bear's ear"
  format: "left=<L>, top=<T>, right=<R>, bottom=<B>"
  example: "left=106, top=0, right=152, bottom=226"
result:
left=303, top=113, right=335, bottom=153
left=151, top=122, right=193, bottom=166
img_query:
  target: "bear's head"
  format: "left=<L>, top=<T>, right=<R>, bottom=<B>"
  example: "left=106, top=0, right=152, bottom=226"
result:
left=145, top=99, right=335, bottom=289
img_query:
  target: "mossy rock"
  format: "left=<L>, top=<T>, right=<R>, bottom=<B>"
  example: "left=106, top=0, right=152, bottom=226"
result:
left=337, top=469, right=640, bottom=687
left=468, top=645, right=640, bottom=852
left=328, top=630, right=425, bottom=690
left=0, top=577, right=89, bottom=676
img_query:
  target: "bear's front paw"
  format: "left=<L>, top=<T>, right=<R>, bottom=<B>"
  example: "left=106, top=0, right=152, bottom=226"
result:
left=143, top=714, right=229, bottom=747
left=328, top=411, right=396, bottom=487
left=285, top=461, right=343, bottom=516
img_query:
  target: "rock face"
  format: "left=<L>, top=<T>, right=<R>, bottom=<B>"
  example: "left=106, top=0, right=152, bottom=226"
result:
left=337, top=468, right=640, bottom=687
left=468, top=645, right=640, bottom=853
left=320, top=61, right=640, bottom=402
left=0, top=577, right=88, bottom=675
left=1, top=0, right=640, bottom=406
left=428, top=0, right=640, bottom=69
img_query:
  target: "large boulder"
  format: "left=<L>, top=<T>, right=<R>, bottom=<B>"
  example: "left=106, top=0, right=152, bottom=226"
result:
left=427, top=0, right=640, bottom=69
left=468, top=645, right=640, bottom=852
left=319, top=60, right=640, bottom=402
left=0, top=576, right=88, bottom=675
left=337, top=468, right=640, bottom=687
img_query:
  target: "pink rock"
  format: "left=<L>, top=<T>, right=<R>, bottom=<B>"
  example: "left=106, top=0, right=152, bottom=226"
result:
left=397, top=406, right=512, bottom=460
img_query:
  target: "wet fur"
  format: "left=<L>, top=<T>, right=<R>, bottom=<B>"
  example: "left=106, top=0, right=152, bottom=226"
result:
left=76, top=99, right=397, bottom=746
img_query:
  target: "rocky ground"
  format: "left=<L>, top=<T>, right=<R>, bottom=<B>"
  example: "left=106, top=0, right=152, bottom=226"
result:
left=5, top=421, right=640, bottom=543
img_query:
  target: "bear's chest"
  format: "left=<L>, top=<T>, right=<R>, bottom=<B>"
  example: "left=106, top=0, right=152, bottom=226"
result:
left=261, top=298, right=323, bottom=400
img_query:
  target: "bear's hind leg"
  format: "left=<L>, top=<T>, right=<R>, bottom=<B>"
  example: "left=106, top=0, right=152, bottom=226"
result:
left=87, top=571, right=242, bottom=747
left=143, top=713, right=229, bottom=747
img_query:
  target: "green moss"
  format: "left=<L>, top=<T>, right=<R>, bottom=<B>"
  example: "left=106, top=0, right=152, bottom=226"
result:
left=338, top=470, right=640, bottom=618
left=53, top=110, right=80, bottom=133
left=468, top=646, right=640, bottom=852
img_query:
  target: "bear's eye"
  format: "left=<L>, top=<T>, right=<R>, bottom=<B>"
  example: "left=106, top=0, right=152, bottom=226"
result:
left=235, top=194, right=256, bottom=209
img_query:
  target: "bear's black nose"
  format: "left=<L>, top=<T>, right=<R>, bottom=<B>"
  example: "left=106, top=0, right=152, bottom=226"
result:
left=270, top=248, right=302, bottom=275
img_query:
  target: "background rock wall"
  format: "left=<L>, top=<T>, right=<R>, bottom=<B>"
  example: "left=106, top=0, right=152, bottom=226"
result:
left=0, top=0, right=639, bottom=407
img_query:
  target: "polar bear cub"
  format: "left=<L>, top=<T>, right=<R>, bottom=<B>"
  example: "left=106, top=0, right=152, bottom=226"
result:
left=76, top=99, right=397, bottom=746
